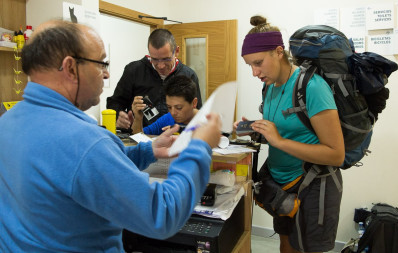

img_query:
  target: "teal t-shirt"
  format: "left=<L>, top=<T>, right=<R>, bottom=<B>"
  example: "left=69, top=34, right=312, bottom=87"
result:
left=262, top=68, right=337, bottom=184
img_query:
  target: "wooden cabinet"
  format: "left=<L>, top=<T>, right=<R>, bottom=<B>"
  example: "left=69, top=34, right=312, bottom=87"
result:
left=0, top=0, right=27, bottom=105
left=123, top=138, right=255, bottom=252
left=212, top=152, right=253, bottom=253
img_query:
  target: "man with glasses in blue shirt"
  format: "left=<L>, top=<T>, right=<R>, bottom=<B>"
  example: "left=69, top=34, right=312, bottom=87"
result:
left=0, top=20, right=221, bottom=253
left=106, top=29, right=202, bottom=132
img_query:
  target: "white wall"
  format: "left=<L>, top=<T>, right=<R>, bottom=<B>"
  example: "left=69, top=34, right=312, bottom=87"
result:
left=26, top=0, right=398, bottom=245
left=97, top=13, right=150, bottom=123
left=26, top=0, right=154, bottom=123
left=26, top=0, right=98, bottom=28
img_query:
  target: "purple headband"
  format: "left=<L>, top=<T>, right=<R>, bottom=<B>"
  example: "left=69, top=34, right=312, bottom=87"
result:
left=241, top=31, right=284, bottom=56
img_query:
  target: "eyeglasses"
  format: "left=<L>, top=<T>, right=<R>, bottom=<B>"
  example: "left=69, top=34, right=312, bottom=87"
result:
left=73, top=56, right=110, bottom=71
left=150, top=50, right=175, bottom=64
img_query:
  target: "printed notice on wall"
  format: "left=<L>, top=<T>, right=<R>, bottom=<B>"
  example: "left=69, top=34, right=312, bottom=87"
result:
left=367, top=34, right=396, bottom=55
left=314, top=8, right=340, bottom=29
left=366, top=4, right=394, bottom=30
left=340, top=7, right=366, bottom=36
left=351, top=36, right=366, bottom=53
left=62, top=2, right=100, bottom=33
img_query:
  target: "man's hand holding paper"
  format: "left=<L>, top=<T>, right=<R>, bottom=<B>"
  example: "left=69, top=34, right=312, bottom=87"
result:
left=168, top=82, right=237, bottom=156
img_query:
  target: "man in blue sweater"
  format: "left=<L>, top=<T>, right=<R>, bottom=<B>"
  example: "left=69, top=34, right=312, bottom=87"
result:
left=131, top=75, right=199, bottom=135
left=0, top=20, right=221, bottom=253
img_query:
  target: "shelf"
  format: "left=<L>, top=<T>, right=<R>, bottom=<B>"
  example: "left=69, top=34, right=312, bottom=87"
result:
left=0, top=46, right=18, bottom=52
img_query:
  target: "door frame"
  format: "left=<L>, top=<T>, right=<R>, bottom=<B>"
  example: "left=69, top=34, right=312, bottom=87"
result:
left=166, top=20, right=237, bottom=99
left=99, top=1, right=164, bottom=30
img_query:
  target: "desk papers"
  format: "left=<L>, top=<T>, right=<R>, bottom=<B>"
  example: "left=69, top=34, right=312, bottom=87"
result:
left=129, top=132, right=153, bottom=143
left=212, top=145, right=256, bottom=155
left=193, top=184, right=244, bottom=220
left=149, top=177, right=245, bottom=221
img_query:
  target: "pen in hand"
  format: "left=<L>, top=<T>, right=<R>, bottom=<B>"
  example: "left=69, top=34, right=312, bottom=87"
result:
left=184, top=124, right=201, bottom=132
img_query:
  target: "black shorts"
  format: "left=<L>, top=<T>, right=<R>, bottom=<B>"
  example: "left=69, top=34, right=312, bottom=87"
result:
left=273, top=169, right=343, bottom=252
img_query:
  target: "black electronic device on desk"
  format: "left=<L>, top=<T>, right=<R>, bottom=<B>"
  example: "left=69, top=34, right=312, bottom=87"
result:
left=123, top=198, right=245, bottom=253
left=201, top=183, right=217, bottom=206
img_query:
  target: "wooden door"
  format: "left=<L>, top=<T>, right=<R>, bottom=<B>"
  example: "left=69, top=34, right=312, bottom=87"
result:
left=165, top=20, right=237, bottom=100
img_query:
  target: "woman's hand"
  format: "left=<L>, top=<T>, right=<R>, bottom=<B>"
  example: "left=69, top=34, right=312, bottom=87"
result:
left=233, top=116, right=250, bottom=136
left=251, top=119, right=282, bottom=146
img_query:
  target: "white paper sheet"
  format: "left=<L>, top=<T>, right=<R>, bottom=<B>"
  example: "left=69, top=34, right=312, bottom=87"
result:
left=212, top=144, right=257, bottom=155
left=365, top=4, right=394, bottom=31
left=313, top=8, right=340, bottom=29
left=129, top=132, right=153, bottom=143
left=340, top=7, right=366, bottom=36
left=168, top=81, right=237, bottom=156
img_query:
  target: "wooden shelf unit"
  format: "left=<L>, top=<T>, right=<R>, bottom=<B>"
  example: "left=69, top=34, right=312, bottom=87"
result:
left=0, top=46, right=17, bottom=52
left=124, top=138, right=255, bottom=252
left=0, top=0, right=27, bottom=106
left=213, top=152, right=253, bottom=253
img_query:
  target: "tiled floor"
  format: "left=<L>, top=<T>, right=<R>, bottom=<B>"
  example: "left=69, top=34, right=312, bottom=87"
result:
left=251, top=235, right=339, bottom=253
left=252, top=234, right=280, bottom=252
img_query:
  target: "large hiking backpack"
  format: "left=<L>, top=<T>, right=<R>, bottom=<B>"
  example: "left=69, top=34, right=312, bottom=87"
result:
left=287, top=25, right=397, bottom=169
left=357, top=203, right=398, bottom=253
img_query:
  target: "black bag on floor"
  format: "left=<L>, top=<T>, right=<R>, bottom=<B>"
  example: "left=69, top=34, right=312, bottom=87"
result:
left=357, top=203, right=398, bottom=253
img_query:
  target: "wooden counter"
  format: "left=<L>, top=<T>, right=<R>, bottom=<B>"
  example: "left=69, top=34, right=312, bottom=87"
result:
left=122, top=137, right=254, bottom=252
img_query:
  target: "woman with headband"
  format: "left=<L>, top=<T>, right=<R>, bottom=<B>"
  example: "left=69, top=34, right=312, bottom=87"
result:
left=235, top=16, right=344, bottom=253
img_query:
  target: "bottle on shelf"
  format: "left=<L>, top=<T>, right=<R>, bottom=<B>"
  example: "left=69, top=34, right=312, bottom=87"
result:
left=13, top=31, right=18, bottom=43
left=24, top=25, right=33, bottom=42
left=17, top=26, right=24, bottom=49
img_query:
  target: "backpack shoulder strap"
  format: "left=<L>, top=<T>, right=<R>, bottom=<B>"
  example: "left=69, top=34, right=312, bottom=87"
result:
left=259, top=84, right=269, bottom=114
left=282, top=60, right=317, bottom=133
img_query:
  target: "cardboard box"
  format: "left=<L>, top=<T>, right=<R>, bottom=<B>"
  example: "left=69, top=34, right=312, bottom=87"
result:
left=211, top=153, right=252, bottom=177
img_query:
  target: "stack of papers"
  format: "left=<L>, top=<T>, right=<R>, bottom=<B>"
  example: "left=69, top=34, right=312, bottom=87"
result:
left=212, top=144, right=256, bottom=155
left=192, top=184, right=244, bottom=220
left=0, top=41, right=16, bottom=48
left=129, top=132, right=153, bottom=143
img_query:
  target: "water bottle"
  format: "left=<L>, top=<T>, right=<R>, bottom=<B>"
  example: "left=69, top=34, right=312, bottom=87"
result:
left=357, top=222, right=369, bottom=252
left=358, top=222, right=365, bottom=237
